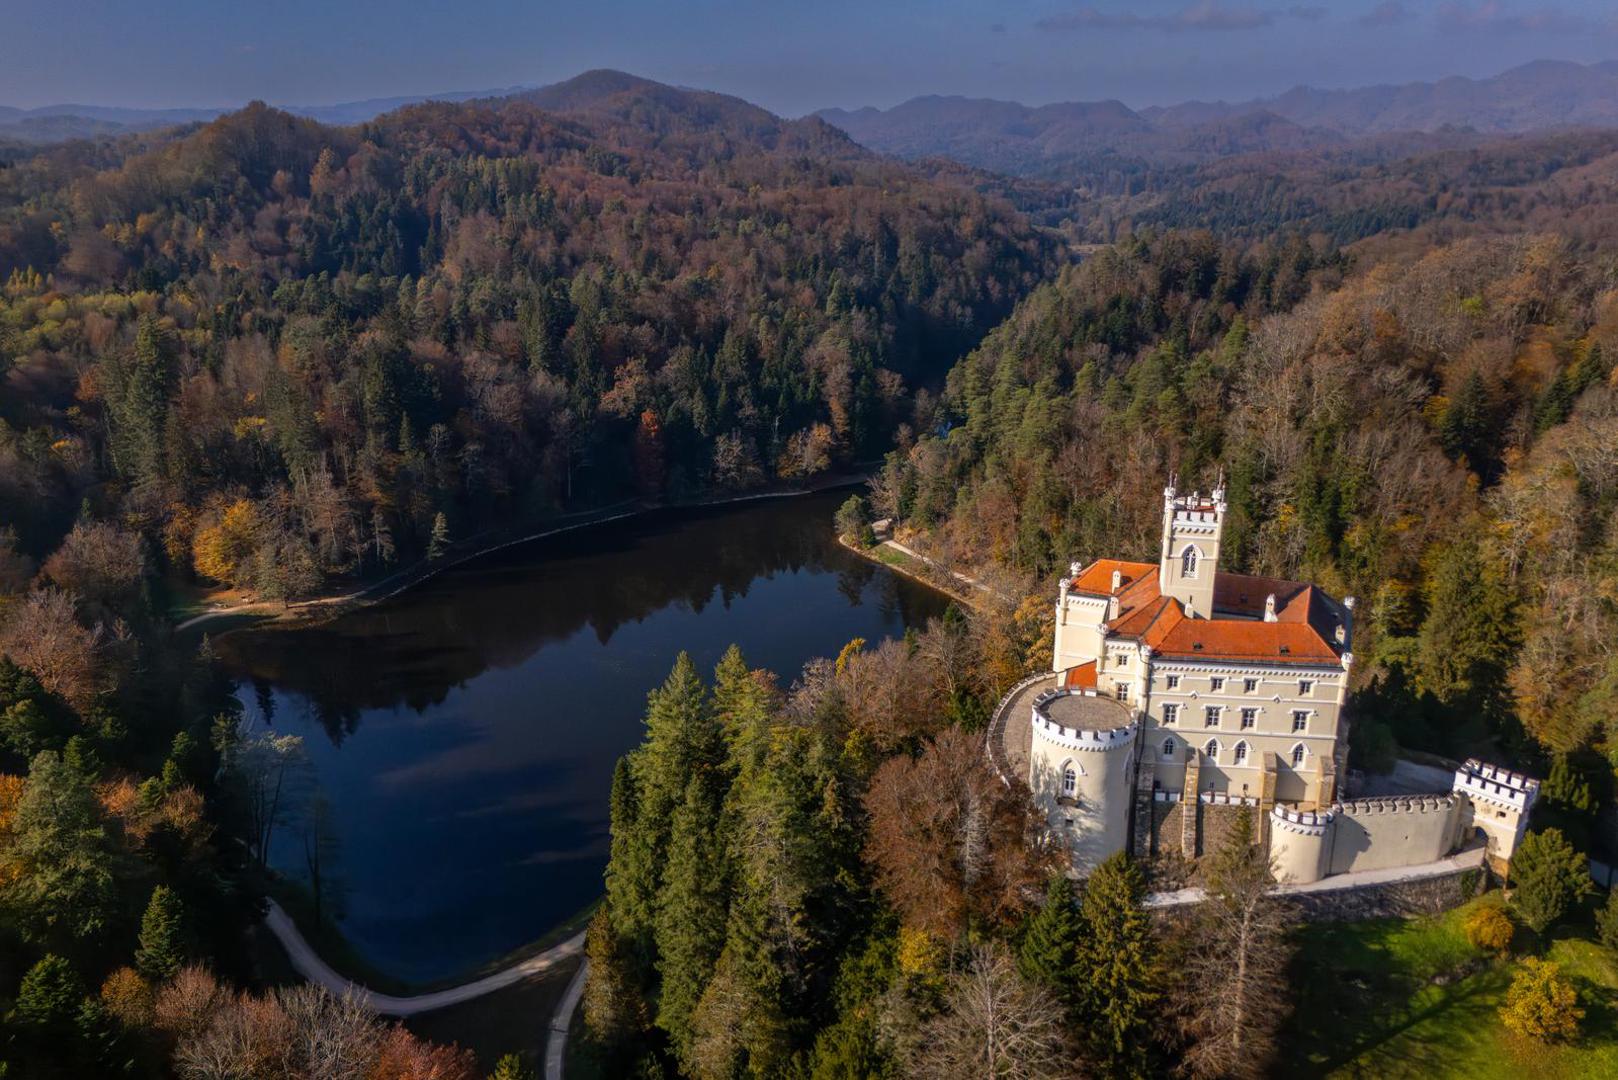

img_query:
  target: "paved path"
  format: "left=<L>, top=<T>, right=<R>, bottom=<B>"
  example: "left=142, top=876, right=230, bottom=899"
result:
left=263, top=900, right=585, bottom=1017
left=1143, top=846, right=1488, bottom=908
left=544, top=959, right=590, bottom=1080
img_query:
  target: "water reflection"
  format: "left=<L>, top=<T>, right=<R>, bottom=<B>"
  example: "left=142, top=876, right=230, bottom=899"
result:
left=217, top=491, right=947, bottom=982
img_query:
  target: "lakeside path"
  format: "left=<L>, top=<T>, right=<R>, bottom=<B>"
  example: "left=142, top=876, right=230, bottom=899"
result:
left=263, top=899, right=585, bottom=1018
left=544, top=959, right=590, bottom=1080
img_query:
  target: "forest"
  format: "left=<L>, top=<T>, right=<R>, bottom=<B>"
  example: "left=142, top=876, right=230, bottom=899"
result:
left=2, top=69, right=1618, bottom=1079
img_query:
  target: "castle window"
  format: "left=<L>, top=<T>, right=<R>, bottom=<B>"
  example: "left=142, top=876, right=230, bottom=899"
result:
left=1115, top=681, right=1130, bottom=703
left=1292, top=710, right=1309, bottom=733
left=1181, top=545, right=1199, bottom=577
left=1162, top=738, right=1176, bottom=758
left=1299, top=679, right=1314, bottom=696
left=1204, top=706, right=1221, bottom=728
left=1061, top=765, right=1077, bottom=797
left=1210, top=676, right=1226, bottom=692
left=1165, top=674, right=1181, bottom=690
left=1290, top=743, right=1307, bottom=767
left=1162, top=703, right=1179, bottom=725
left=1243, top=677, right=1259, bottom=693
left=1203, top=739, right=1220, bottom=762
left=1233, top=741, right=1249, bottom=765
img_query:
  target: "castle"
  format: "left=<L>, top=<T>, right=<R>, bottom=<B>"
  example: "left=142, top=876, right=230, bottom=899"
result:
left=997, top=476, right=1539, bottom=885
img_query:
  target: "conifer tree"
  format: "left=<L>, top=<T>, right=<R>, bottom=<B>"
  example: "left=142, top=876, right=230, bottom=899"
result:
left=428, top=512, right=450, bottom=559
left=1510, top=828, right=1592, bottom=934
left=1017, top=873, right=1082, bottom=1002
left=1076, top=852, right=1159, bottom=1080
left=15, top=954, right=84, bottom=1034
left=135, top=884, right=188, bottom=981
left=655, top=772, right=732, bottom=1065
left=603, top=756, right=658, bottom=966
left=635, top=652, right=724, bottom=839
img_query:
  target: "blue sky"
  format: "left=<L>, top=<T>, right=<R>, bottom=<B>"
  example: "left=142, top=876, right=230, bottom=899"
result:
left=4, top=1, right=1618, bottom=114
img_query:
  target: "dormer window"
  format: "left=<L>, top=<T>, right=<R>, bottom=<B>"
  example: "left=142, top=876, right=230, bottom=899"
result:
left=1181, top=545, right=1199, bottom=578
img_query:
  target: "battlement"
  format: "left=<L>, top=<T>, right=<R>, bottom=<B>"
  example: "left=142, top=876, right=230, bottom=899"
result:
left=1271, top=804, right=1333, bottom=834
left=1453, top=759, right=1538, bottom=811
left=1031, top=688, right=1137, bottom=752
left=1200, top=791, right=1259, bottom=807
left=1333, top=794, right=1456, bottom=817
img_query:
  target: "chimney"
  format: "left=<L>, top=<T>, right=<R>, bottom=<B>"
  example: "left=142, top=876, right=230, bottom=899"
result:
left=1263, top=594, right=1277, bottom=622
left=1110, top=568, right=1122, bottom=593
left=1107, top=594, right=1120, bottom=621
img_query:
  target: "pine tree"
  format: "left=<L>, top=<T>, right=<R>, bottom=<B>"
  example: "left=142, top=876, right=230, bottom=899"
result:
left=15, top=954, right=84, bottom=1033
left=1017, top=874, right=1082, bottom=1002
left=489, top=1053, right=537, bottom=1080
left=635, top=652, right=724, bottom=837
left=1076, top=853, right=1159, bottom=1079
left=428, top=512, right=450, bottom=559
left=135, top=884, right=188, bottom=981
left=1510, top=828, right=1592, bottom=934
left=655, top=771, right=731, bottom=1065
left=603, top=756, right=659, bottom=966
left=1415, top=537, right=1516, bottom=721
left=6, top=751, right=124, bottom=948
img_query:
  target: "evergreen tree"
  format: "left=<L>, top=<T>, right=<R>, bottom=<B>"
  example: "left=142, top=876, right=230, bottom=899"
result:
left=1415, top=537, right=1515, bottom=724
left=1017, top=874, right=1082, bottom=1002
left=1075, top=852, right=1159, bottom=1079
left=489, top=1053, right=537, bottom=1080
left=135, top=885, right=188, bottom=981
left=1595, top=888, right=1618, bottom=953
left=428, top=512, right=450, bottom=559
left=1, top=751, right=125, bottom=949
left=14, top=954, right=84, bottom=1034
left=603, top=756, right=659, bottom=966
left=655, top=772, right=732, bottom=1065
left=1440, top=371, right=1493, bottom=475
left=1510, top=828, right=1592, bottom=934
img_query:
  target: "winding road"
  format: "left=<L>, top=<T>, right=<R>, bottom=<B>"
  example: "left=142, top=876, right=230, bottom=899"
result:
left=262, top=900, right=586, bottom=1018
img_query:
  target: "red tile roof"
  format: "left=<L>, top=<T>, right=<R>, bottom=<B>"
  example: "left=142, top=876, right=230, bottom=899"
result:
left=1062, top=661, right=1097, bottom=689
left=1063, top=559, right=1345, bottom=666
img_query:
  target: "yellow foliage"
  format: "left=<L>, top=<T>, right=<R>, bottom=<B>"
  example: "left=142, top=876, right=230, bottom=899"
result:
left=191, top=499, right=259, bottom=583
left=100, top=967, right=155, bottom=1029
left=1499, top=957, right=1582, bottom=1042
left=896, top=925, right=944, bottom=979
left=1464, top=905, right=1514, bottom=955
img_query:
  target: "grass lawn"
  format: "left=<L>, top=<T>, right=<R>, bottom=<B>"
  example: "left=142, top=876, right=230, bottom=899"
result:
left=1280, top=892, right=1618, bottom=1079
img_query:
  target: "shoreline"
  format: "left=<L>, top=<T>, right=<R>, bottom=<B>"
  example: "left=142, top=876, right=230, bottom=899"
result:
left=836, top=533, right=1006, bottom=609
left=235, top=477, right=967, bottom=1005
left=177, top=473, right=873, bottom=638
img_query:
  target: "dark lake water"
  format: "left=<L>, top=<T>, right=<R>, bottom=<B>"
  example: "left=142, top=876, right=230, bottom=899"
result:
left=217, top=489, right=948, bottom=984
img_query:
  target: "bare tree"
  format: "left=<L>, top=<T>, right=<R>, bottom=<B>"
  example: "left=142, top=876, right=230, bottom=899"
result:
left=277, top=983, right=382, bottom=1080
left=864, top=728, right=1048, bottom=938
left=911, top=944, right=1077, bottom=1080
left=1172, top=812, right=1293, bottom=1080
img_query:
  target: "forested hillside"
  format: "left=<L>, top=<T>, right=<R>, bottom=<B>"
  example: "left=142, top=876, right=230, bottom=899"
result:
left=871, top=226, right=1618, bottom=812
left=0, top=82, right=1049, bottom=595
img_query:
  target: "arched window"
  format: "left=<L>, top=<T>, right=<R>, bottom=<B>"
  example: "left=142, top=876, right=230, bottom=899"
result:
left=1203, top=739, right=1219, bottom=762
left=1161, top=738, right=1176, bottom=759
left=1061, top=764, right=1077, bottom=797
left=1180, top=545, right=1199, bottom=578
left=1290, top=743, right=1307, bottom=767
left=1233, top=740, right=1249, bottom=765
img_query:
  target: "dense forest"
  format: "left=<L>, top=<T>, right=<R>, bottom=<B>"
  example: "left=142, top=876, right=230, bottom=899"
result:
left=3, top=68, right=1618, bottom=1079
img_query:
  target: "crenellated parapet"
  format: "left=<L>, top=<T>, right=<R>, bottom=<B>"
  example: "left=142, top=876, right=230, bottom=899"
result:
left=1333, top=794, right=1457, bottom=817
left=1452, top=759, right=1538, bottom=812
left=1271, top=804, right=1333, bottom=834
left=1030, top=688, right=1139, bottom=752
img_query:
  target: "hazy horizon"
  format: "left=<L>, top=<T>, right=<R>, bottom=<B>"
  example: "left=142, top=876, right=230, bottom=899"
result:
left=6, top=1, right=1618, bottom=117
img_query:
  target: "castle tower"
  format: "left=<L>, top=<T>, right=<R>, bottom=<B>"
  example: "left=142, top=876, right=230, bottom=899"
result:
left=1451, top=760, right=1540, bottom=877
left=1158, top=477, right=1226, bottom=618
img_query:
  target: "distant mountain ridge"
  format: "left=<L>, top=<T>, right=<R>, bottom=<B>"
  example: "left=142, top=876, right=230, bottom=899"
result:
left=816, top=58, right=1618, bottom=178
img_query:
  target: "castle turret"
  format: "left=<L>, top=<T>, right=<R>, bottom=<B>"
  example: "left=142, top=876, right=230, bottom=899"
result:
left=1158, top=477, right=1226, bottom=618
left=1451, top=759, right=1539, bottom=876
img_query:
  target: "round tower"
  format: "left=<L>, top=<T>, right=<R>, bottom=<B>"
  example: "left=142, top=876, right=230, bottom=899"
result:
left=1026, top=687, right=1138, bottom=874
left=1268, top=804, right=1333, bottom=884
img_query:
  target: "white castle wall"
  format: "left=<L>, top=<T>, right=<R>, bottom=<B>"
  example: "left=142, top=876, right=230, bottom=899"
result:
left=1027, top=690, right=1138, bottom=874
left=1326, top=795, right=1459, bottom=876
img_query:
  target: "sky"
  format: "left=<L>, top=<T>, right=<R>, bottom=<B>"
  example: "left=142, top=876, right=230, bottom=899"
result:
left=3, top=0, right=1618, bottom=115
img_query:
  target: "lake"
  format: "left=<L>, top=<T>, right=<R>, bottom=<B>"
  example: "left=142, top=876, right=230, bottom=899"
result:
left=216, top=489, right=949, bottom=984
